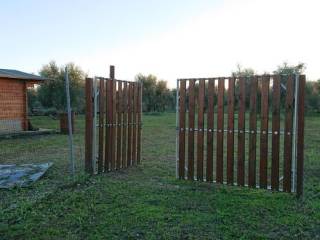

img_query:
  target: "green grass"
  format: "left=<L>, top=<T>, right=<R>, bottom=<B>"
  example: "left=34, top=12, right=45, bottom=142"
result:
left=0, top=113, right=319, bottom=239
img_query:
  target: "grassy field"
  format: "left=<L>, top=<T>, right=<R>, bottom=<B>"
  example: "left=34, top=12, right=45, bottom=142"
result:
left=0, top=113, right=319, bottom=239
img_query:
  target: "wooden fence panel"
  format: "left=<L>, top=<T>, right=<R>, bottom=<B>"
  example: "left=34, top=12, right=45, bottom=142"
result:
left=178, top=80, right=186, bottom=179
left=227, top=77, right=235, bottom=185
left=259, top=75, right=270, bottom=189
left=188, top=80, right=195, bottom=180
left=206, top=79, right=215, bottom=182
left=283, top=75, right=294, bottom=192
left=216, top=78, right=224, bottom=183
left=248, top=76, right=258, bottom=188
left=176, top=74, right=305, bottom=196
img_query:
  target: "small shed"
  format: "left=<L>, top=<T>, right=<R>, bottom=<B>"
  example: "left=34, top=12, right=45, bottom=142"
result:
left=0, top=69, right=46, bottom=133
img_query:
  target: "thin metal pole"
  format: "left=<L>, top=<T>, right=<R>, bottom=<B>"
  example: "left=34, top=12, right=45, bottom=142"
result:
left=92, top=77, right=98, bottom=174
left=65, top=66, right=75, bottom=176
left=140, top=79, right=143, bottom=163
left=175, top=80, right=179, bottom=178
left=291, top=74, right=299, bottom=192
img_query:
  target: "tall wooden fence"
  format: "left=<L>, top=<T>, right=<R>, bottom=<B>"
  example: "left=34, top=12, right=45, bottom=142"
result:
left=85, top=66, right=142, bottom=174
left=176, top=75, right=305, bottom=196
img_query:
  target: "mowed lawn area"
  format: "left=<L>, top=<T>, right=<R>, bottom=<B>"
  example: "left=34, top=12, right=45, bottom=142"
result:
left=0, top=113, right=319, bottom=239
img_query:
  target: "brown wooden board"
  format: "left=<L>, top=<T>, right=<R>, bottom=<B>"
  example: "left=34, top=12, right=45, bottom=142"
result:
left=105, top=80, right=112, bottom=172
left=116, top=81, right=122, bottom=169
left=98, top=78, right=105, bottom=173
left=227, top=77, right=235, bottom=185
left=216, top=78, right=224, bottom=183
left=85, top=78, right=93, bottom=174
left=259, top=75, right=270, bottom=188
left=283, top=75, right=294, bottom=192
left=179, top=80, right=186, bottom=179
left=187, top=80, right=195, bottom=180
left=248, top=76, right=258, bottom=188
left=206, top=79, right=215, bottom=182
left=132, top=83, right=138, bottom=165
left=237, top=77, right=246, bottom=186
left=111, top=79, right=117, bottom=170
left=297, top=75, right=305, bottom=197
left=271, top=75, right=281, bottom=190
left=197, top=80, right=205, bottom=181
left=127, top=83, right=133, bottom=166
left=122, top=82, right=128, bottom=168
left=137, top=83, right=142, bottom=164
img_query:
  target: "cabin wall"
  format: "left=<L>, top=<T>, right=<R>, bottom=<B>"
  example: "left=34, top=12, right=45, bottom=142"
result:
left=0, top=78, right=27, bottom=133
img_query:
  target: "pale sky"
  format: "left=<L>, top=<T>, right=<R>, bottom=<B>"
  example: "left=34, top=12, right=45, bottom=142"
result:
left=1, top=0, right=319, bottom=88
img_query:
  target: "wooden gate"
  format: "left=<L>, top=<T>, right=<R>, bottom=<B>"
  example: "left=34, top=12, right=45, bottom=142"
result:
left=176, top=75, right=305, bottom=196
left=85, top=66, right=142, bottom=174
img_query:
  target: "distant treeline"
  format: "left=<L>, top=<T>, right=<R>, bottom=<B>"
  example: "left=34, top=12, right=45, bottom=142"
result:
left=28, top=61, right=320, bottom=115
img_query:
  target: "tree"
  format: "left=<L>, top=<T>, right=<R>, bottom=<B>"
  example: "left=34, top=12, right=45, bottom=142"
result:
left=38, top=61, right=86, bottom=113
left=135, top=74, right=174, bottom=112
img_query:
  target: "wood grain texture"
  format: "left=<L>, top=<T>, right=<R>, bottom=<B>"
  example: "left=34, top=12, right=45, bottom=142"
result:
left=283, top=75, right=294, bottom=192
left=98, top=78, right=105, bottom=173
left=197, top=80, right=205, bottom=181
left=237, top=77, right=246, bottom=186
left=248, top=76, right=258, bottom=188
left=259, top=75, right=270, bottom=189
left=85, top=78, right=93, bottom=174
left=187, top=80, right=195, bottom=180
left=179, top=80, right=186, bottom=179
left=216, top=78, right=224, bottom=183
left=206, top=79, right=215, bottom=182
left=227, top=77, right=235, bottom=185
left=271, top=75, right=281, bottom=191
left=297, top=75, right=305, bottom=197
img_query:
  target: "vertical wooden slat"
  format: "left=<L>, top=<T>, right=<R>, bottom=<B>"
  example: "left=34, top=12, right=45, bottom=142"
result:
left=283, top=75, right=294, bottom=192
left=178, top=80, right=186, bottom=179
left=116, top=81, right=122, bottom=169
left=216, top=78, right=224, bottom=183
left=85, top=78, right=93, bottom=174
left=259, top=75, right=270, bottom=189
left=227, top=77, right=235, bottom=185
left=297, top=75, right=305, bottom=197
left=122, top=82, right=128, bottom=168
left=127, top=83, right=133, bottom=166
left=187, top=80, right=195, bottom=180
left=137, top=82, right=142, bottom=164
left=98, top=78, right=105, bottom=173
left=132, top=83, right=138, bottom=165
left=206, top=79, right=215, bottom=182
left=197, top=80, right=205, bottom=181
left=237, top=77, right=246, bottom=186
left=105, top=80, right=112, bottom=172
left=110, top=79, right=116, bottom=170
left=271, top=75, right=281, bottom=191
left=248, top=76, right=258, bottom=188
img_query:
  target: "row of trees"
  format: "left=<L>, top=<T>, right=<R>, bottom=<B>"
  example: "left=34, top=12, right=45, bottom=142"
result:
left=28, top=61, right=320, bottom=115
